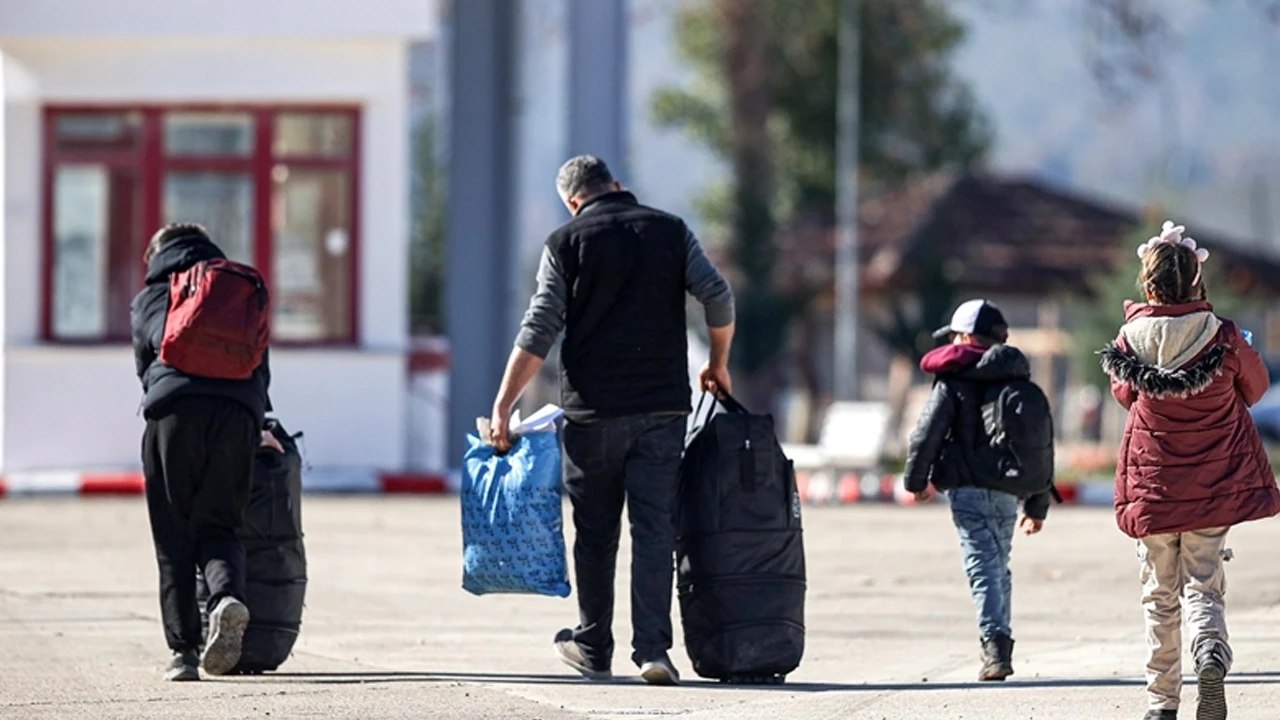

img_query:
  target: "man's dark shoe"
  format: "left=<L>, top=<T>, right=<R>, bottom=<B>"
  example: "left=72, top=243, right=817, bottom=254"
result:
left=1194, top=637, right=1229, bottom=720
left=1144, top=710, right=1178, bottom=720
left=638, top=653, right=681, bottom=686
left=554, top=628, right=612, bottom=681
left=201, top=597, right=249, bottom=676
left=978, top=635, right=1015, bottom=681
left=164, top=650, right=200, bottom=681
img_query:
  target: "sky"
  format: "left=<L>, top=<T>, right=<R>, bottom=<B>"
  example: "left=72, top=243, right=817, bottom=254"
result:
left=627, top=0, right=1280, bottom=251
left=948, top=0, right=1280, bottom=246
left=411, top=0, right=1280, bottom=256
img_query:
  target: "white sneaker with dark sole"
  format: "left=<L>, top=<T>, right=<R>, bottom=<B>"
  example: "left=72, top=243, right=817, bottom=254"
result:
left=639, top=656, right=680, bottom=686
left=201, top=597, right=249, bottom=676
left=164, top=652, right=200, bottom=682
left=553, top=629, right=612, bottom=681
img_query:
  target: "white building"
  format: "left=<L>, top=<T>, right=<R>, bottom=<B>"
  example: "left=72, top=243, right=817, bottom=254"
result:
left=0, top=1, right=441, bottom=486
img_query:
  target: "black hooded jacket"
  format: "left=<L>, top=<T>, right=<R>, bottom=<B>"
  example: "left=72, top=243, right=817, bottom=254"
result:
left=129, top=235, right=272, bottom=422
left=902, top=343, right=1051, bottom=520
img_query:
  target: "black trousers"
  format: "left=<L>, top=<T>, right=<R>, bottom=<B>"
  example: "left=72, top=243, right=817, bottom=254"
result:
left=142, top=396, right=258, bottom=653
left=562, top=413, right=686, bottom=668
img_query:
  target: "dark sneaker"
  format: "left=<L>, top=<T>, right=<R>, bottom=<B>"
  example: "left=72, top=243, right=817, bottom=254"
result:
left=978, top=635, right=1015, bottom=682
left=201, top=597, right=249, bottom=676
left=554, top=629, right=612, bottom=681
left=1194, top=638, right=1229, bottom=720
left=164, top=651, right=200, bottom=682
left=1144, top=710, right=1178, bottom=720
left=638, top=654, right=681, bottom=686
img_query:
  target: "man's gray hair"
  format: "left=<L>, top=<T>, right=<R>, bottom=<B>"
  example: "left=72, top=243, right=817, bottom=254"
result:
left=556, top=155, right=614, bottom=199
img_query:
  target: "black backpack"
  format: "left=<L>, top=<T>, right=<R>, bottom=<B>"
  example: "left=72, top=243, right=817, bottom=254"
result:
left=977, top=380, right=1059, bottom=500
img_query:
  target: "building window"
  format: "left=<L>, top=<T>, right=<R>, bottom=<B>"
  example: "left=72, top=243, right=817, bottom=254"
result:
left=44, top=106, right=360, bottom=344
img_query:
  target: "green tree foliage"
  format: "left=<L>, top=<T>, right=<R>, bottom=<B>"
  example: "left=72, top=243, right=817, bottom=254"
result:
left=875, top=245, right=959, bottom=364
left=1071, top=229, right=1146, bottom=390
left=652, top=0, right=991, bottom=378
left=409, top=116, right=447, bottom=335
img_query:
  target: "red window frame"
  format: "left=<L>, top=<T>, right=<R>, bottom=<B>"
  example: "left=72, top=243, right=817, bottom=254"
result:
left=41, top=104, right=362, bottom=346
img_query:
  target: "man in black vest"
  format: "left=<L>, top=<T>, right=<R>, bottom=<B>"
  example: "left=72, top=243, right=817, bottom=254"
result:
left=489, top=155, right=735, bottom=685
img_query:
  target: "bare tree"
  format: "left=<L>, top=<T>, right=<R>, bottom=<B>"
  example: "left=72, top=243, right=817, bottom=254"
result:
left=1082, top=0, right=1280, bottom=103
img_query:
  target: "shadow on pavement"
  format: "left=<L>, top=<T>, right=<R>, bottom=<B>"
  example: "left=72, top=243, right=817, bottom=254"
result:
left=254, top=671, right=1280, bottom=691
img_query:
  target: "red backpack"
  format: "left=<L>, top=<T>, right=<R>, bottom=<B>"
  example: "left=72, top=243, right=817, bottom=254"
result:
left=159, top=259, right=270, bottom=380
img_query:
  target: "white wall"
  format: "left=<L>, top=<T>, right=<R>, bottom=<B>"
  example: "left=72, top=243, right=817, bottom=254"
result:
left=0, top=0, right=438, bottom=40
left=3, top=348, right=406, bottom=472
left=2, top=53, right=37, bottom=346
left=0, top=38, right=414, bottom=472
left=0, top=54, right=10, bottom=471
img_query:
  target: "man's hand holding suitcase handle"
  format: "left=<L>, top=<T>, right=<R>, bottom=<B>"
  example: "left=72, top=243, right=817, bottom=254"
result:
left=261, top=430, right=284, bottom=453
left=699, top=362, right=733, bottom=397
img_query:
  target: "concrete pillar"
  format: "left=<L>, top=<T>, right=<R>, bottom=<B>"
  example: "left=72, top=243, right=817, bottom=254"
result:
left=566, top=0, right=628, bottom=180
left=0, top=52, right=9, bottom=472
left=445, top=0, right=517, bottom=467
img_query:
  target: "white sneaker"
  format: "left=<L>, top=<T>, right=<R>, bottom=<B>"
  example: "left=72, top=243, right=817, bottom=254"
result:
left=164, top=651, right=200, bottom=681
left=201, top=597, right=249, bottom=676
left=553, top=629, right=612, bottom=681
left=639, top=655, right=680, bottom=686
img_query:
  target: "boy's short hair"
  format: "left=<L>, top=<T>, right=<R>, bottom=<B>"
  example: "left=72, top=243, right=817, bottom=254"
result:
left=969, top=332, right=1005, bottom=347
left=144, top=223, right=210, bottom=264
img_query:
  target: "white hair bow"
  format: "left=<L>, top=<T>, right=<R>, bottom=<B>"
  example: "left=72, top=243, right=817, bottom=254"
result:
left=1136, top=221, right=1210, bottom=263
left=1136, top=220, right=1209, bottom=287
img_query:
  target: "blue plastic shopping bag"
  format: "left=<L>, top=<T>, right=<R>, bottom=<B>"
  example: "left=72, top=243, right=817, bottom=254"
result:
left=461, top=431, right=571, bottom=597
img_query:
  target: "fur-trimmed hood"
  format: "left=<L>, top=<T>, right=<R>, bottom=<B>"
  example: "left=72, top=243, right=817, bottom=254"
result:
left=1119, top=300, right=1222, bottom=371
left=1100, top=300, right=1228, bottom=399
left=1101, top=301, right=1279, bottom=538
left=1100, top=342, right=1227, bottom=399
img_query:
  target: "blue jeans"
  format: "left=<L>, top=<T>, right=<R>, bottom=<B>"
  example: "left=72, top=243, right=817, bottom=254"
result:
left=948, top=487, right=1019, bottom=640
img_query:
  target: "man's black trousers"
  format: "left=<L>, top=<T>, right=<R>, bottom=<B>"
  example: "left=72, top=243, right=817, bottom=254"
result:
left=143, top=396, right=258, bottom=653
left=562, top=414, right=686, bottom=668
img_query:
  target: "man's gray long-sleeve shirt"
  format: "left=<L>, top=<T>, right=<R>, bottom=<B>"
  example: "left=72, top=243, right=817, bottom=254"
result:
left=515, top=228, right=734, bottom=359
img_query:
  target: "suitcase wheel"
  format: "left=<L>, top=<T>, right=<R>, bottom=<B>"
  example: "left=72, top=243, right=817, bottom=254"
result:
left=720, top=673, right=786, bottom=685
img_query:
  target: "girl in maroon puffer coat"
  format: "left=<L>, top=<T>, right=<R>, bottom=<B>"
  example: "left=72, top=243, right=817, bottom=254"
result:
left=1100, top=221, right=1280, bottom=720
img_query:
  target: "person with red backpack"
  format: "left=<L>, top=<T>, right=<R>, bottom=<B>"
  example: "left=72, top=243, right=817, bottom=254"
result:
left=130, top=223, right=273, bottom=681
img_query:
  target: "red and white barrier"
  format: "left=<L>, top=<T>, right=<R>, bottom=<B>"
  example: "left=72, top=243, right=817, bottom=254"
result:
left=0, top=469, right=451, bottom=498
left=0, top=466, right=1114, bottom=507
left=791, top=470, right=1115, bottom=508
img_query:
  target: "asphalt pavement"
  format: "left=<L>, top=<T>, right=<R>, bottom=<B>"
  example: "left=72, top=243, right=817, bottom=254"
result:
left=4, top=497, right=1280, bottom=719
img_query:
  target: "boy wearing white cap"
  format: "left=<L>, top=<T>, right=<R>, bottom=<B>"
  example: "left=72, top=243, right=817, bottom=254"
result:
left=903, top=299, right=1056, bottom=681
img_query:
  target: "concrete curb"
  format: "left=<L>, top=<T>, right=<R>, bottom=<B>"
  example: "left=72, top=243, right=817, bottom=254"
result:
left=0, top=470, right=451, bottom=497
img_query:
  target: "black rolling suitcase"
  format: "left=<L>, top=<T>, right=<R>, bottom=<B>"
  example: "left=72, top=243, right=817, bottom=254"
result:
left=198, top=418, right=307, bottom=673
left=676, top=392, right=806, bottom=684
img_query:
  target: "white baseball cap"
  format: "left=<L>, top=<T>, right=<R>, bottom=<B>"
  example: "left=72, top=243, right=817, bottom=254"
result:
left=933, top=299, right=1009, bottom=340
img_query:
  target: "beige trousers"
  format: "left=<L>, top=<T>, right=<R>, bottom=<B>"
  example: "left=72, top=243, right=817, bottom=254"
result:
left=1138, top=527, right=1233, bottom=710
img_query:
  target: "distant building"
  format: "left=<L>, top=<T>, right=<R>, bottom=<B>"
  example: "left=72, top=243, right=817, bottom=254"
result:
left=0, top=1, right=438, bottom=483
left=768, top=172, right=1280, bottom=446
